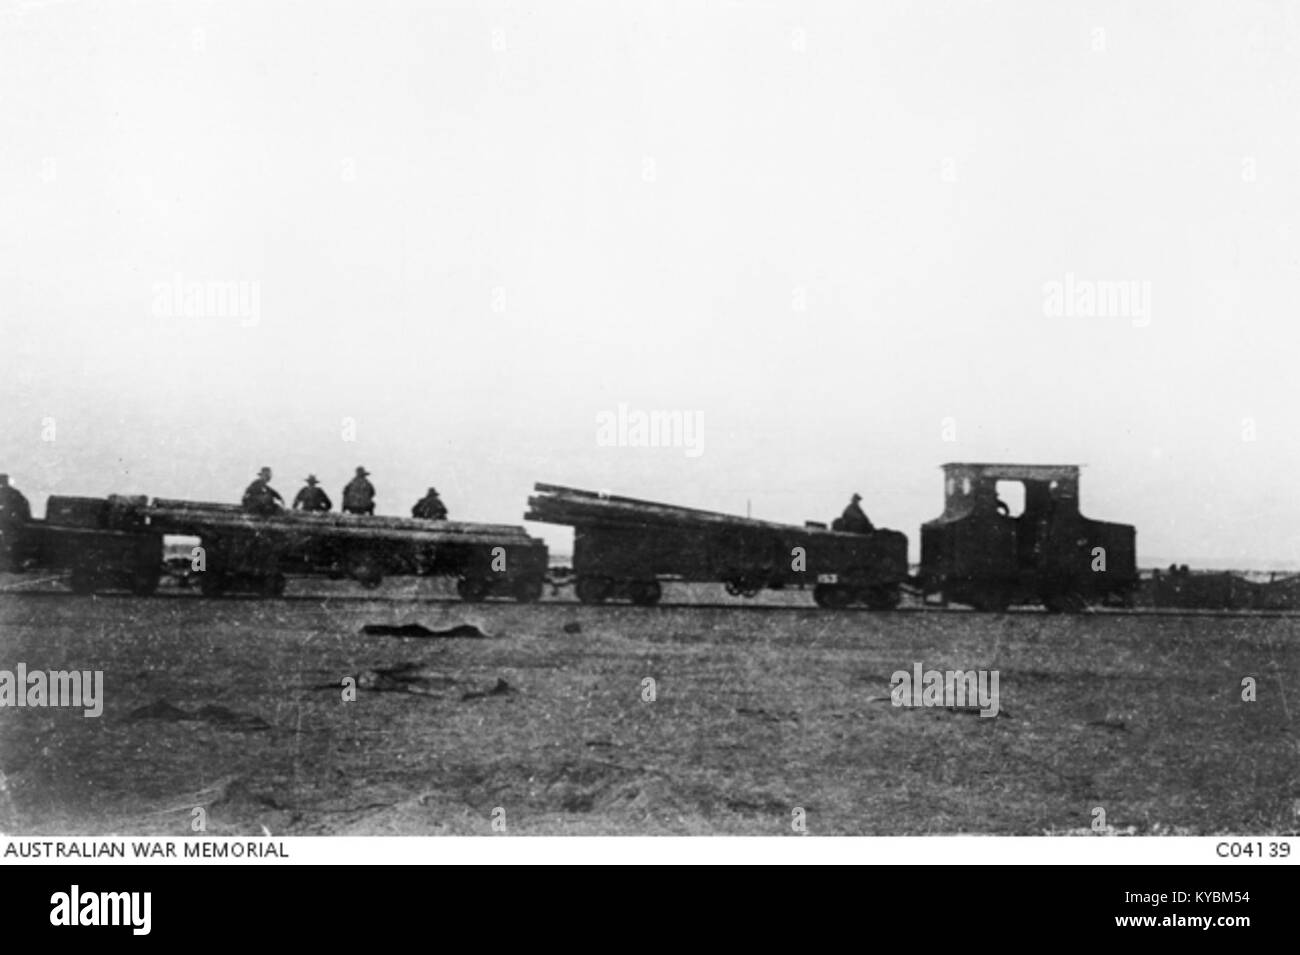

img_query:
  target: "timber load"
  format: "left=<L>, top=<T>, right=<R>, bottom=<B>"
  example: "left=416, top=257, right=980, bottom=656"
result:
left=527, top=483, right=842, bottom=535
left=143, top=497, right=547, bottom=598
left=148, top=498, right=530, bottom=546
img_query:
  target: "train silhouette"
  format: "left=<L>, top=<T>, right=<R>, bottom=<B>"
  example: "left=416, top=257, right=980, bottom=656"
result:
left=0, top=461, right=1153, bottom=613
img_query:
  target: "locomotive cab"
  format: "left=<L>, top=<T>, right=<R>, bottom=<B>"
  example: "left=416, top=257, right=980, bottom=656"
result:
left=921, top=463, right=1136, bottom=612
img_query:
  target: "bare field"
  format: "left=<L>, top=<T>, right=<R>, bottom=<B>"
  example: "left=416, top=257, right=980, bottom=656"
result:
left=1, top=583, right=1296, bottom=836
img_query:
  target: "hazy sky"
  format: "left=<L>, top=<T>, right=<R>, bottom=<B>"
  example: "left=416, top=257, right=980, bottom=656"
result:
left=2, top=1, right=1298, bottom=565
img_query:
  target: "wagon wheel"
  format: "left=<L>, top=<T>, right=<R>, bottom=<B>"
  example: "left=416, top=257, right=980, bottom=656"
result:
left=574, top=576, right=612, bottom=604
left=725, top=576, right=762, bottom=598
left=813, top=583, right=851, bottom=609
left=1042, top=589, right=1089, bottom=613
left=129, top=569, right=161, bottom=597
left=629, top=580, right=663, bottom=606
left=261, top=573, right=287, bottom=597
left=971, top=589, right=1011, bottom=613
left=347, top=554, right=383, bottom=589
left=512, top=576, right=544, bottom=603
left=457, top=576, right=490, bottom=603
left=863, top=585, right=901, bottom=611
left=1103, top=587, right=1137, bottom=609
left=198, top=571, right=227, bottom=597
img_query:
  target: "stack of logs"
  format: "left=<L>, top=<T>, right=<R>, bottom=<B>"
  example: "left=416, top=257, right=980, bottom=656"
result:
left=525, top=482, right=837, bottom=535
left=147, top=498, right=535, bottom=547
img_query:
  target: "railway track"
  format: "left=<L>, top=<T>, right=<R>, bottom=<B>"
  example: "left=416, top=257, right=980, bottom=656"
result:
left=3, top=584, right=1298, bottom=618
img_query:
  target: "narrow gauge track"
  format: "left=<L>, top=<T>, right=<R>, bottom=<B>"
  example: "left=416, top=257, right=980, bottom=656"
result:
left=3, top=585, right=1298, bottom=618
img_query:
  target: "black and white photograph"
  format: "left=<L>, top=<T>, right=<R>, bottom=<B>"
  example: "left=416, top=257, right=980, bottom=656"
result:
left=0, top=0, right=1297, bottom=877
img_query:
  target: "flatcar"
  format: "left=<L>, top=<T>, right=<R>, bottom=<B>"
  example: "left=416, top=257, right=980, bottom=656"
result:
left=526, top=483, right=910, bottom=608
left=0, top=490, right=549, bottom=601
left=145, top=498, right=549, bottom=601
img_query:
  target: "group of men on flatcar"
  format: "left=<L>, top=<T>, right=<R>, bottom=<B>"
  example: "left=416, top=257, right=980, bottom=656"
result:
left=241, top=467, right=448, bottom=521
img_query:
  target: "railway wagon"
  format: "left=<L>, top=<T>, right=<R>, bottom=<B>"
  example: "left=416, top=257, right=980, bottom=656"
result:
left=920, top=463, right=1137, bottom=612
left=147, top=499, right=549, bottom=600
left=1145, top=567, right=1263, bottom=611
left=526, top=483, right=909, bottom=608
left=37, top=495, right=164, bottom=595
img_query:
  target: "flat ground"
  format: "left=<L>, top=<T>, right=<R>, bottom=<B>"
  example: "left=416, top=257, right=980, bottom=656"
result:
left=0, top=581, right=1296, bottom=836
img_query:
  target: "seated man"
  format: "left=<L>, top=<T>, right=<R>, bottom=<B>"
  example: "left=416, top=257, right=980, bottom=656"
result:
left=837, top=492, right=874, bottom=534
left=293, top=475, right=332, bottom=512
left=342, top=467, right=375, bottom=515
left=242, top=467, right=284, bottom=516
left=412, top=487, right=448, bottom=521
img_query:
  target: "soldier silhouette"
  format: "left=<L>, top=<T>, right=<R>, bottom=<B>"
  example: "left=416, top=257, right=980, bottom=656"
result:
left=342, top=466, right=375, bottom=515
left=837, top=492, right=875, bottom=534
left=412, top=487, right=448, bottom=521
left=242, top=467, right=284, bottom=516
left=293, top=475, right=332, bottom=512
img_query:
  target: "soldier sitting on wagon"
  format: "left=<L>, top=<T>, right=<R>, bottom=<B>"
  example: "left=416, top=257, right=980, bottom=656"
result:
left=0, top=474, right=32, bottom=571
left=242, top=467, right=284, bottom=516
left=834, top=492, right=875, bottom=534
left=412, top=487, right=448, bottom=521
left=342, top=466, right=375, bottom=515
left=293, top=475, right=332, bottom=512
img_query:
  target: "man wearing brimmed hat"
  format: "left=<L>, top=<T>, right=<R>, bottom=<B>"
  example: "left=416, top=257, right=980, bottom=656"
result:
left=837, top=492, right=874, bottom=534
left=342, top=466, right=375, bottom=515
left=242, top=466, right=284, bottom=516
left=293, top=474, right=333, bottom=513
left=411, top=486, right=448, bottom=521
left=0, top=474, right=32, bottom=571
